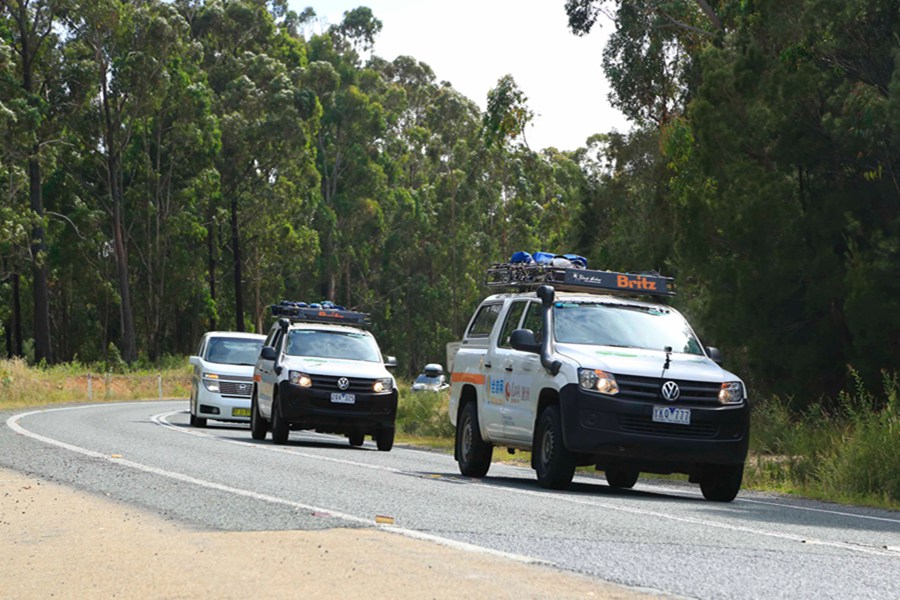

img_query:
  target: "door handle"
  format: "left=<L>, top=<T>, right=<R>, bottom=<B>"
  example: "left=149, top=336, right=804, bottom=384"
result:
left=505, top=366, right=513, bottom=372
left=484, top=362, right=492, bottom=369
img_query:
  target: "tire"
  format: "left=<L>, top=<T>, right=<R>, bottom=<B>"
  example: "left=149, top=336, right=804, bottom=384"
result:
left=700, top=463, right=744, bottom=502
left=189, top=413, right=207, bottom=428
left=376, top=427, right=394, bottom=452
left=250, top=391, right=267, bottom=440
left=533, top=405, right=575, bottom=490
left=270, top=395, right=289, bottom=445
left=349, top=432, right=365, bottom=447
left=605, top=468, right=639, bottom=489
left=455, top=401, right=492, bottom=477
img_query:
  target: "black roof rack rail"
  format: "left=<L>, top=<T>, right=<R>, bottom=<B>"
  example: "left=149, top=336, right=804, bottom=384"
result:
left=486, top=264, right=675, bottom=297
left=270, top=301, right=371, bottom=326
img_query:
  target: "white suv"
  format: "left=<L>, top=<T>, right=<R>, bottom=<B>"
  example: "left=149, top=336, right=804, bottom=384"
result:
left=189, top=331, right=266, bottom=427
left=251, top=303, right=398, bottom=450
left=448, top=264, right=749, bottom=502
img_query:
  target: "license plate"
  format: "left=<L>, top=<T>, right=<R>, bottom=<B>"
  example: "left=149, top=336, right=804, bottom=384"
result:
left=331, top=393, right=356, bottom=404
left=652, top=405, right=691, bottom=425
left=232, top=408, right=251, bottom=417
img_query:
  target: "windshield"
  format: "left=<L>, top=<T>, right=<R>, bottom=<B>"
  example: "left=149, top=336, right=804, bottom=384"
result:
left=204, top=337, right=263, bottom=366
left=286, top=330, right=382, bottom=362
left=415, top=374, right=445, bottom=386
left=553, top=302, right=704, bottom=355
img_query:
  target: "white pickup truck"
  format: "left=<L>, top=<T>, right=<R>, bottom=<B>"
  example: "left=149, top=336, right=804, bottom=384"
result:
left=448, top=265, right=749, bottom=501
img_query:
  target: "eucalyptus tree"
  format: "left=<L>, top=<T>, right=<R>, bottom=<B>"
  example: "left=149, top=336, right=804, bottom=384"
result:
left=0, top=0, right=67, bottom=363
left=186, top=0, right=320, bottom=332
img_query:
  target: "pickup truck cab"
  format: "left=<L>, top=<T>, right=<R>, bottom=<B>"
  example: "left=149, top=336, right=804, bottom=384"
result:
left=449, top=264, right=749, bottom=501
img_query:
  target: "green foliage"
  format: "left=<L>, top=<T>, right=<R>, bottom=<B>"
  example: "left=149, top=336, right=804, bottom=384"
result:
left=396, top=387, right=454, bottom=438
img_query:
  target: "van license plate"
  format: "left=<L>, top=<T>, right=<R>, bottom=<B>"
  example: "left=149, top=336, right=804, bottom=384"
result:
left=652, top=406, right=691, bottom=425
left=232, top=408, right=251, bottom=417
left=331, top=393, right=356, bottom=404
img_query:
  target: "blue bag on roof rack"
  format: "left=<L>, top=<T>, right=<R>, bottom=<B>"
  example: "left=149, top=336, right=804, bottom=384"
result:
left=271, top=300, right=371, bottom=326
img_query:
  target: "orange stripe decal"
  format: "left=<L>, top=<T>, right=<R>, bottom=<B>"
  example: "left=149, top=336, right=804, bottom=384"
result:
left=451, top=372, right=485, bottom=385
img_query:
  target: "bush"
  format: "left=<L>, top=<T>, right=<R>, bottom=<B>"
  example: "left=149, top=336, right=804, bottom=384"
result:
left=396, top=386, right=454, bottom=438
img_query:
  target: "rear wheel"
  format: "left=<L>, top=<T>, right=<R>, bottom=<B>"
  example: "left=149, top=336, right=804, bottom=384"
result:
left=250, top=391, right=267, bottom=440
left=700, top=464, right=744, bottom=502
left=376, top=427, right=394, bottom=452
left=534, top=405, right=575, bottom=490
left=270, top=395, right=289, bottom=445
left=605, top=468, right=639, bottom=489
left=456, top=401, right=492, bottom=477
left=349, top=432, right=365, bottom=447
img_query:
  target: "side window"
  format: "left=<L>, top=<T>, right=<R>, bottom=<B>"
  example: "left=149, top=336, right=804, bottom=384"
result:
left=264, top=326, right=278, bottom=348
left=197, top=337, right=206, bottom=357
left=466, top=303, right=502, bottom=338
left=498, top=301, right=528, bottom=348
left=521, top=302, right=544, bottom=343
left=271, top=329, right=284, bottom=353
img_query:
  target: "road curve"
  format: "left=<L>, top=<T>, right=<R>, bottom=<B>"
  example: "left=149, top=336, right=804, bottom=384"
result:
left=3, top=401, right=899, bottom=600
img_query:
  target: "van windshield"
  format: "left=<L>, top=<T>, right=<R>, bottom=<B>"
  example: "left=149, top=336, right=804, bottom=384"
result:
left=553, top=302, right=704, bottom=355
left=286, top=330, right=382, bottom=362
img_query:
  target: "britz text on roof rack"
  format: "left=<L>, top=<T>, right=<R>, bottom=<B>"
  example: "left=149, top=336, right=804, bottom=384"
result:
left=270, top=301, right=371, bottom=326
left=486, top=264, right=675, bottom=297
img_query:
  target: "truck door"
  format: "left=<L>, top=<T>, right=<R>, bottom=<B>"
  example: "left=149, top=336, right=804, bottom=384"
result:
left=256, top=326, right=284, bottom=417
left=504, top=300, right=543, bottom=442
left=462, top=302, right=504, bottom=439
left=485, top=299, right=530, bottom=442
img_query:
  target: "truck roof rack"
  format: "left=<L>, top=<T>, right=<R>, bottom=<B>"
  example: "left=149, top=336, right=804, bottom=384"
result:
left=270, top=301, right=371, bottom=326
left=486, top=263, right=675, bottom=297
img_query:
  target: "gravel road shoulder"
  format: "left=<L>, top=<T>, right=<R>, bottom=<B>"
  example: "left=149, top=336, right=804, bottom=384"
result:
left=0, top=467, right=656, bottom=599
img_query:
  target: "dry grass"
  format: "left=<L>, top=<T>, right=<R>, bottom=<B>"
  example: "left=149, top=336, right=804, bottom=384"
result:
left=0, top=358, right=191, bottom=411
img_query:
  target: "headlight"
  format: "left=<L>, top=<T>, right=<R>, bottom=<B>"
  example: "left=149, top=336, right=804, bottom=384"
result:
left=718, top=382, right=744, bottom=405
left=373, top=377, right=393, bottom=393
left=289, top=371, right=312, bottom=387
left=202, top=372, right=220, bottom=392
left=578, top=368, right=619, bottom=395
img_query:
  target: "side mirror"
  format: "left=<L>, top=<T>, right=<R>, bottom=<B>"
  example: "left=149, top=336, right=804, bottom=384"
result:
left=384, top=355, right=398, bottom=368
left=706, top=346, right=724, bottom=365
left=260, top=346, right=277, bottom=362
left=510, top=329, right=541, bottom=354
left=189, top=355, right=201, bottom=367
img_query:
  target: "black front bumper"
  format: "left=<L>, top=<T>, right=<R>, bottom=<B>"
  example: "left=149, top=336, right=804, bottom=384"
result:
left=559, top=383, right=749, bottom=472
left=276, top=381, right=397, bottom=435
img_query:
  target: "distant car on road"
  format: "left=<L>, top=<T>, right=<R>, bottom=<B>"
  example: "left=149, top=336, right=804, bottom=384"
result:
left=411, top=363, right=449, bottom=392
left=189, top=331, right=266, bottom=427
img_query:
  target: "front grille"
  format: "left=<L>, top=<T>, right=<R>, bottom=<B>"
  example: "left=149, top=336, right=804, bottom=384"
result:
left=310, top=374, right=376, bottom=394
left=219, top=380, right=254, bottom=397
left=619, top=414, right=718, bottom=438
left=615, top=374, right=721, bottom=406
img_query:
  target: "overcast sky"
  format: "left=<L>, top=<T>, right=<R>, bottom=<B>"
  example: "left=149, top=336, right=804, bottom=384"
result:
left=293, top=0, right=631, bottom=151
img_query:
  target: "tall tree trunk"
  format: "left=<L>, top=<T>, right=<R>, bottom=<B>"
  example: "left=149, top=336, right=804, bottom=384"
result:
left=12, top=272, right=23, bottom=357
left=101, top=64, right=137, bottom=363
left=207, top=219, right=217, bottom=331
left=231, top=195, right=244, bottom=331
left=29, top=156, right=52, bottom=363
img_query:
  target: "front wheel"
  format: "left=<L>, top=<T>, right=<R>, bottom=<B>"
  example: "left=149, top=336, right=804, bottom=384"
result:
left=189, top=413, right=207, bottom=428
left=700, top=464, right=744, bottom=502
left=456, top=402, right=492, bottom=477
left=534, top=405, right=575, bottom=490
left=376, top=427, right=394, bottom=452
left=270, top=396, right=289, bottom=445
left=349, top=432, right=365, bottom=447
left=605, top=468, right=639, bottom=489
left=250, top=391, right=267, bottom=440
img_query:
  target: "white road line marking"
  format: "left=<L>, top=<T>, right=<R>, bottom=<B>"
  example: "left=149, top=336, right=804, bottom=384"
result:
left=5, top=407, right=545, bottom=567
left=152, top=410, right=900, bottom=560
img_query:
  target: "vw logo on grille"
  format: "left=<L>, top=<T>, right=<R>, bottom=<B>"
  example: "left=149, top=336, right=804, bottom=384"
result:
left=337, top=377, right=350, bottom=390
left=238, top=384, right=248, bottom=392
left=661, top=381, right=680, bottom=401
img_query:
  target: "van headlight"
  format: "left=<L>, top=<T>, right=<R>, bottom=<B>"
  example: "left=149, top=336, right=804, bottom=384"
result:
left=289, top=371, right=312, bottom=388
left=202, top=372, right=220, bottom=392
left=578, top=368, right=619, bottom=395
left=373, top=377, right=393, bottom=393
left=718, top=382, right=744, bottom=404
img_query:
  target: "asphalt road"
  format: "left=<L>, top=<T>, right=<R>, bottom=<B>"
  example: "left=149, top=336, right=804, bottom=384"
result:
left=3, top=400, right=899, bottom=600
